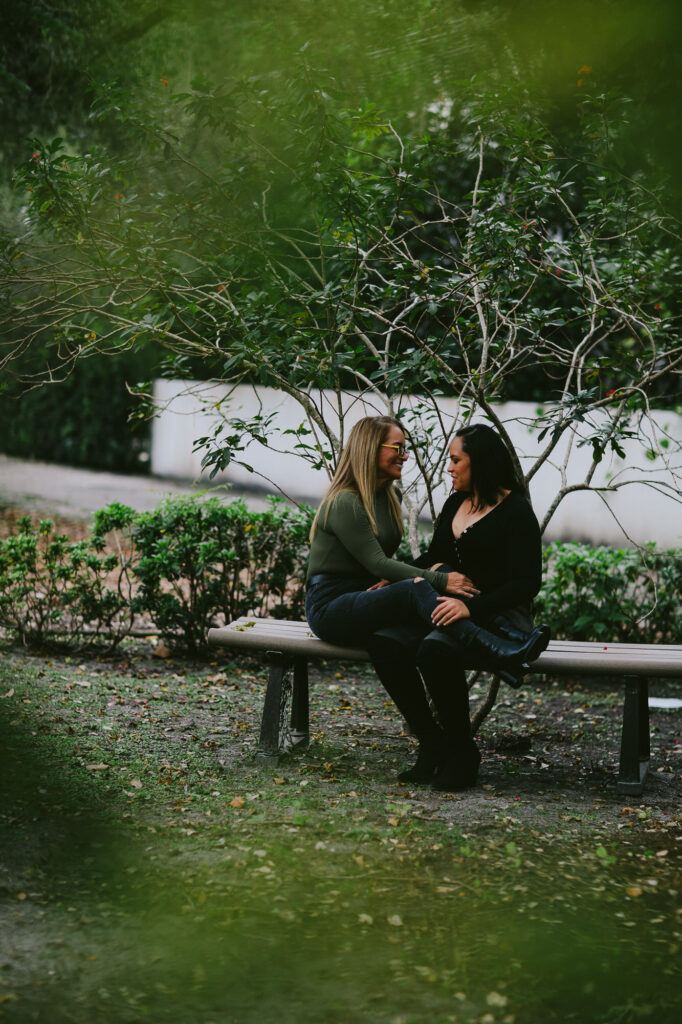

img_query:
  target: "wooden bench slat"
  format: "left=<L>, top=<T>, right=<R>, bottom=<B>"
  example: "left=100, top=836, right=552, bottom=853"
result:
left=208, top=620, right=682, bottom=676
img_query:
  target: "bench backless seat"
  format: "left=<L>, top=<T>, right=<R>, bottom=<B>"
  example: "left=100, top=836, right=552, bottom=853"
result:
left=208, top=617, right=682, bottom=795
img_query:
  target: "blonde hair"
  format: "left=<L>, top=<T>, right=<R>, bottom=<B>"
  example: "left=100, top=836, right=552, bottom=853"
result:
left=309, top=416, right=405, bottom=540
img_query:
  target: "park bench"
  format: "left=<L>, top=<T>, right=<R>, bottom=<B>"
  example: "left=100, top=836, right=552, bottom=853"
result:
left=207, top=617, right=682, bottom=796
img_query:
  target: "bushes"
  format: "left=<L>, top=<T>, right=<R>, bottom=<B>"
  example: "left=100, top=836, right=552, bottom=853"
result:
left=130, top=496, right=312, bottom=652
left=1, top=502, right=679, bottom=651
left=0, top=516, right=132, bottom=646
left=535, top=543, right=682, bottom=644
left=0, top=496, right=312, bottom=650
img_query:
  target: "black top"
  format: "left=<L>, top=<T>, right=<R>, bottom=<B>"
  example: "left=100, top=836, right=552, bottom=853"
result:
left=413, top=491, right=543, bottom=619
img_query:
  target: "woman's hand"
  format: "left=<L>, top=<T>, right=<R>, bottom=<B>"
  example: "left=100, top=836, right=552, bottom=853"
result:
left=444, top=572, right=479, bottom=598
left=366, top=579, right=389, bottom=591
left=432, top=596, right=471, bottom=626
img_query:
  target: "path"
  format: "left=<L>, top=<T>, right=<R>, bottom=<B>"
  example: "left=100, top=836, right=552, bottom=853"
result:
left=0, top=454, right=277, bottom=520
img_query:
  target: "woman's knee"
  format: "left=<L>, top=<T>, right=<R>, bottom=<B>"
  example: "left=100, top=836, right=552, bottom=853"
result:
left=365, top=624, right=424, bottom=662
left=416, top=633, right=463, bottom=671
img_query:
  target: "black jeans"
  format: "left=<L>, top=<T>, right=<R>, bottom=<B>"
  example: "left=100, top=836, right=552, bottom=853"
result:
left=305, top=573, right=445, bottom=647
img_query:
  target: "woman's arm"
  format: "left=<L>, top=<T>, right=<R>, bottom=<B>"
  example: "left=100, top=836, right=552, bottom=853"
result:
left=326, top=491, right=450, bottom=592
left=409, top=494, right=463, bottom=569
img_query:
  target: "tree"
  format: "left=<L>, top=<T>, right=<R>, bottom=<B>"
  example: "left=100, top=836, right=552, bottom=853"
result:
left=3, top=74, right=680, bottom=548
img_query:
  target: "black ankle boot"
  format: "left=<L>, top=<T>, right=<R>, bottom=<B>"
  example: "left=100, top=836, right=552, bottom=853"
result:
left=398, top=733, right=448, bottom=783
left=431, top=742, right=481, bottom=792
left=442, top=619, right=550, bottom=672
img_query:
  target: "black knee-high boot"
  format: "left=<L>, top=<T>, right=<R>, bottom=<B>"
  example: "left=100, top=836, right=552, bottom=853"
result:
left=365, top=629, right=447, bottom=783
left=416, top=635, right=481, bottom=792
left=439, top=617, right=550, bottom=672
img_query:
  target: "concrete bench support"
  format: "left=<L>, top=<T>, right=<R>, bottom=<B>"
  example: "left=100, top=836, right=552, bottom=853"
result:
left=257, top=654, right=310, bottom=764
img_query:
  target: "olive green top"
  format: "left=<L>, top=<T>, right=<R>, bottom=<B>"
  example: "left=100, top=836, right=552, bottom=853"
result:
left=306, top=488, right=449, bottom=593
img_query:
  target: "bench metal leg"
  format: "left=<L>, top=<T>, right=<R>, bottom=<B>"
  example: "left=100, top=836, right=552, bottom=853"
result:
left=255, top=652, right=310, bottom=764
left=617, top=676, right=650, bottom=795
left=290, top=657, right=310, bottom=746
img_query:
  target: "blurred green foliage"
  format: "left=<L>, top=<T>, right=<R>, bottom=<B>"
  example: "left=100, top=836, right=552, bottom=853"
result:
left=0, top=350, right=155, bottom=471
left=1, top=0, right=681, bottom=481
left=536, top=541, right=682, bottom=643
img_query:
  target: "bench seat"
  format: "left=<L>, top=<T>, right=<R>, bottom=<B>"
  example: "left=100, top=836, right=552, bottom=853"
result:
left=208, top=617, right=682, bottom=795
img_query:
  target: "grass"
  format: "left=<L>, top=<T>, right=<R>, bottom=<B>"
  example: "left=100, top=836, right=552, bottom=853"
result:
left=0, top=643, right=680, bottom=1022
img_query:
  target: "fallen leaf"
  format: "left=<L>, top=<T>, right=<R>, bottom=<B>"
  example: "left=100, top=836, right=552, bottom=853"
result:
left=486, top=992, right=508, bottom=1008
left=358, top=913, right=373, bottom=925
left=1, top=689, right=14, bottom=699
left=86, top=763, right=109, bottom=771
left=387, top=914, right=403, bottom=927
left=128, top=779, right=143, bottom=789
left=153, top=642, right=173, bottom=659
left=626, top=886, right=643, bottom=898
left=230, top=797, right=245, bottom=808
left=206, top=672, right=227, bottom=684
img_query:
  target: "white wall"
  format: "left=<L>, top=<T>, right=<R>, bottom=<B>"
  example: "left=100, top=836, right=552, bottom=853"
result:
left=151, top=379, right=682, bottom=548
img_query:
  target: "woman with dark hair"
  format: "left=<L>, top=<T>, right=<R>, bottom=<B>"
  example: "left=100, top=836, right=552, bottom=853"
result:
left=365, top=422, right=550, bottom=790
left=305, top=416, right=549, bottom=791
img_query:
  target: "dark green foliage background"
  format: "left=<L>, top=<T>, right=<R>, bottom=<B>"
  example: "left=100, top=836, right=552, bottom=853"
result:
left=0, top=352, right=153, bottom=471
left=2, top=0, right=681, bottom=471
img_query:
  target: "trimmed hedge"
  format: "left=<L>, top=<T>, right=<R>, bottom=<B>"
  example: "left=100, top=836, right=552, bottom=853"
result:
left=0, top=496, right=312, bottom=651
left=0, top=498, right=679, bottom=650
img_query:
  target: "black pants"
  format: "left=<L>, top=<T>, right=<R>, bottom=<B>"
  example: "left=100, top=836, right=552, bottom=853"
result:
left=306, top=572, right=532, bottom=750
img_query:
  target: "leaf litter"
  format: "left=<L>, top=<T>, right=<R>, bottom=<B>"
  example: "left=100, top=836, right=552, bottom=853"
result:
left=0, top=643, right=679, bottom=1023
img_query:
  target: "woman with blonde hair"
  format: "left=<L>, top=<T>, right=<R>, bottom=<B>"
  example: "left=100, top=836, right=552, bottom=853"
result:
left=305, top=415, right=550, bottom=791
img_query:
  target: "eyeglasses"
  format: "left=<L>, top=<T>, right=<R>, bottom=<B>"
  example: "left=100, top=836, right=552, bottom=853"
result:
left=380, top=443, right=408, bottom=457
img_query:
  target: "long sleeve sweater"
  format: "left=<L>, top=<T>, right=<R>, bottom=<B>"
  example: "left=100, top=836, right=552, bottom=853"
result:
left=412, top=491, right=542, bottom=618
left=306, top=488, right=449, bottom=593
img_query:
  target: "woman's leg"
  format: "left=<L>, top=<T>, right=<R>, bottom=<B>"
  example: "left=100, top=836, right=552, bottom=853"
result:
left=305, top=577, right=438, bottom=647
left=307, top=577, right=549, bottom=669
left=365, top=625, right=447, bottom=782
left=416, top=632, right=481, bottom=791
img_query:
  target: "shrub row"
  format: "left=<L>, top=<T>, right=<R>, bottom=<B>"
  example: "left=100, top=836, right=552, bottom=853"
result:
left=0, top=496, right=312, bottom=651
left=0, top=496, right=679, bottom=651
